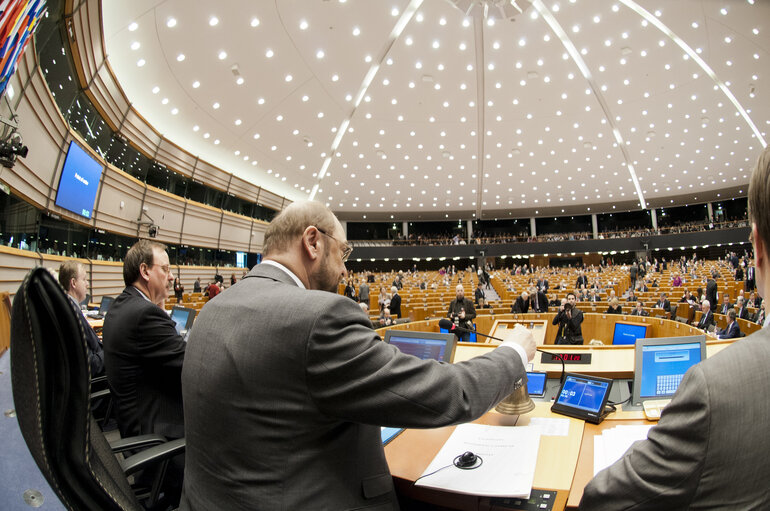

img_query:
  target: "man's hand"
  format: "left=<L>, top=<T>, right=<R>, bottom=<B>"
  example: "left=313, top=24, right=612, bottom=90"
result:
left=459, top=309, right=466, bottom=319
left=500, top=324, right=536, bottom=362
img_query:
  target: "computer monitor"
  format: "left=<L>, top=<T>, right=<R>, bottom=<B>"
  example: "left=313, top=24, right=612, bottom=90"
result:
left=383, top=330, right=457, bottom=363
left=170, top=306, right=197, bottom=335
left=631, top=335, right=707, bottom=407
left=526, top=371, right=548, bottom=397
left=98, top=296, right=114, bottom=315
left=612, top=321, right=649, bottom=345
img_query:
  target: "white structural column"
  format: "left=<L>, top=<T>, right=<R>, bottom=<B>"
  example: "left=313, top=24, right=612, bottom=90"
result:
left=530, top=217, right=537, bottom=238
left=707, top=203, right=714, bottom=223
left=651, top=209, right=658, bottom=231
left=591, top=214, right=598, bottom=239
left=467, top=220, right=474, bottom=242
left=402, top=222, right=409, bottom=239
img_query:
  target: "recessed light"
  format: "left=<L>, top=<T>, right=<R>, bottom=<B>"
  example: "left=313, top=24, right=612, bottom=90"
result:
left=299, top=19, right=308, bottom=30
left=251, top=17, right=260, bottom=27
left=218, top=50, right=227, bottom=60
left=136, top=59, right=145, bottom=67
left=176, top=53, right=185, bottom=62
left=265, top=49, right=274, bottom=58
left=130, top=41, right=140, bottom=50
left=166, top=18, right=177, bottom=28
left=128, top=22, right=138, bottom=31
left=209, top=17, right=219, bottom=26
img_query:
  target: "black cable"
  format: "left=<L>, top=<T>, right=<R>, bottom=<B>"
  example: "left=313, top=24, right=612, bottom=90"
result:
left=413, top=453, right=484, bottom=484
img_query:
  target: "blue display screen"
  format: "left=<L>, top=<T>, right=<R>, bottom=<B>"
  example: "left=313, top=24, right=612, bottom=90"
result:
left=170, top=309, right=191, bottom=334
left=236, top=252, right=247, bottom=268
left=612, top=323, right=649, bottom=345
left=640, top=342, right=701, bottom=398
left=381, top=427, right=404, bottom=445
left=526, top=372, right=547, bottom=396
left=54, top=141, right=104, bottom=219
left=440, top=327, right=477, bottom=342
left=388, top=336, right=448, bottom=361
left=557, top=375, right=610, bottom=413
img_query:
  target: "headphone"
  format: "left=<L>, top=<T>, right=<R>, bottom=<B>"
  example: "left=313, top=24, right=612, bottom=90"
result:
left=454, top=451, right=482, bottom=469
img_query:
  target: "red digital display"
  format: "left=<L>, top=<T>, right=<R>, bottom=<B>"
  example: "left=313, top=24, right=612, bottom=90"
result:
left=540, top=352, right=592, bottom=364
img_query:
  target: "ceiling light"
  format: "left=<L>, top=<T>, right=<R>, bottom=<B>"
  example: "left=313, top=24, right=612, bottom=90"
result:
left=209, top=17, right=219, bottom=26
left=251, top=17, right=260, bottom=27
left=128, top=22, right=138, bottom=31
left=316, top=50, right=324, bottom=59
left=352, top=26, right=360, bottom=36
left=166, top=17, right=177, bottom=28
left=151, top=86, right=159, bottom=94
left=136, top=59, right=145, bottom=67
left=130, top=41, right=140, bottom=50
left=265, top=49, right=274, bottom=58
left=299, top=19, right=308, bottom=30
left=192, top=80, right=200, bottom=88
left=257, top=97, right=265, bottom=105
left=213, top=102, right=220, bottom=109
left=218, top=50, right=227, bottom=60
left=176, top=53, right=185, bottom=62
left=285, top=74, right=293, bottom=82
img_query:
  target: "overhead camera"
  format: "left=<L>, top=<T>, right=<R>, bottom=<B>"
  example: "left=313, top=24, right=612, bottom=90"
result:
left=0, top=131, right=28, bottom=169
left=148, top=225, right=159, bottom=238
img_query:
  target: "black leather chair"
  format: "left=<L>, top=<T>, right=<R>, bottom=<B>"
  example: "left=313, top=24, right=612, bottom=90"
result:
left=11, top=267, right=184, bottom=510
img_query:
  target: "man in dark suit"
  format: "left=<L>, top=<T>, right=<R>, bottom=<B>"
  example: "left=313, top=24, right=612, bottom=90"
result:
left=630, top=301, right=649, bottom=317
left=579, top=145, right=770, bottom=511
left=626, top=289, right=637, bottom=302
left=474, top=280, right=486, bottom=305
left=102, top=240, right=187, bottom=441
left=447, top=284, right=477, bottom=342
left=734, top=296, right=750, bottom=320
left=511, top=291, right=531, bottom=313
left=389, top=285, right=401, bottom=318
left=718, top=294, right=732, bottom=315
left=537, top=276, right=549, bottom=293
left=705, top=272, right=719, bottom=309
left=575, top=271, right=588, bottom=289
left=629, top=263, right=638, bottom=290
left=746, top=264, right=756, bottom=292
left=696, top=300, right=716, bottom=331
left=58, top=260, right=104, bottom=377
left=654, top=292, right=671, bottom=313
left=717, top=309, right=742, bottom=339
left=530, top=287, right=549, bottom=313
left=179, top=201, right=536, bottom=510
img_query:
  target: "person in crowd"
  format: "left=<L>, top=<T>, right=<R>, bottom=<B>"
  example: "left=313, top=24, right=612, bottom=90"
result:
left=630, top=301, right=649, bottom=317
left=552, top=292, right=584, bottom=345
left=230, top=273, right=237, bottom=286
left=389, top=285, right=402, bottom=318
left=179, top=201, right=535, bottom=510
left=671, top=272, right=683, bottom=287
left=475, top=280, right=486, bottom=305
left=358, top=277, right=370, bottom=308
left=654, top=292, right=671, bottom=313
left=747, top=291, right=761, bottom=309
left=207, top=279, right=220, bottom=299
left=477, top=297, right=491, bottom=309
left=705, top=271, right=719, bottom=309
left=530, top=286, right=548, bottom=312
left=102, top=240, right=186, bottom=506
left=511, top=291, right=530, bottom=314
left=627, top=289, right=637, bottom=302
left=755, top=302, right=766, bottom=325
left=447, top=284, right=477, bottom=342
left=58, top=260, right=104, bottom=377
left=696, top=299, right=715, bottom=331
left=378, top=307, right=394, bottom=327
left=717, top=309, right=742, bottom=339
left=735, top=296, right=750, bottom=320
left=718, top=294, right=732, bottom=315
left=174, top=276, right=184, bottom=303
left=193, top=277, right=201, bottom=293
left=344, top=279, right=357, bottom=301
left=606, top=297, right=623, bottom=315
left=580, top=146, right=770, bottom=509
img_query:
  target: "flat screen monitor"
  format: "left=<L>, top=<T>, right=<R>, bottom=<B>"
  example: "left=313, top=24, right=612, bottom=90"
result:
left=612, top=321, right=649, bottom=345
left=54, top=141, right=104, bottom=219
left=551, top=373, right=613, bottom=423
left=631, top=335, right=706, bottom=406
left=236, top=251, right=247, bottom=268
left=526, top=371, right=547, bottom=397
left=98, top=296, right=114, bottom=315
left=170, top=306, right=197, bottom=335
left=383, top=330, right=457, bottom=363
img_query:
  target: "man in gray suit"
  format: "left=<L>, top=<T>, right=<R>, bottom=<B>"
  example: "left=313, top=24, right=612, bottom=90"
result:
left=579, top=146, right=770, bottom=510
left=181, top=201, right=536, bottom=511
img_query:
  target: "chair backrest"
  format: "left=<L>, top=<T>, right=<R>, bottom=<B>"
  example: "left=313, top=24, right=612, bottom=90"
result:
left=11, top=267, right=140, bottom=511
left=0, top=291, right=11, bottom=355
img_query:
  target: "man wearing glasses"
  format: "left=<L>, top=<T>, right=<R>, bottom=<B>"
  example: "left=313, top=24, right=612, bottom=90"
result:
left=103, top=239, right=187, bottom=441
left=181, top=201, right=536, bottom=511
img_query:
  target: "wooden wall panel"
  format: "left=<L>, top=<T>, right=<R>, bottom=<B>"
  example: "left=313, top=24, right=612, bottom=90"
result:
left=142, top=186, right=186, bottom=245
left=218, top=211, right=251, bottom=252
left=94, top=166, right=145, bottom=237
left=156, top=139, right=196, bottom=177
left=181, top=201, right=221, bottom=248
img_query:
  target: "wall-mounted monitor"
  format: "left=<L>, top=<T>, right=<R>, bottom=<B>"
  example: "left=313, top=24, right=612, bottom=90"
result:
left=54, top=141, right=104, bottom=219
left=612, top=321, right=649, bottom=345
left=236, top=251, right=247, bottom=268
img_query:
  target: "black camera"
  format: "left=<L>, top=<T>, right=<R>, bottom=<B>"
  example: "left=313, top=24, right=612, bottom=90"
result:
left=564, top=303, right=573, bottom=311
left=0, top=131, right=28, bottom=169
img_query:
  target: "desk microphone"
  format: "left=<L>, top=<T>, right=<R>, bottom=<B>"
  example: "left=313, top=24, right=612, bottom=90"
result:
left=437, top=319, right=566, bottom=384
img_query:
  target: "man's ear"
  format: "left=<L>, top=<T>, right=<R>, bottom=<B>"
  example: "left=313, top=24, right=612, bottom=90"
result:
left=301, top=226, right=322, bottom=261
left=139, top=262, right=151, bottom=282
left=753, top=224, right=765, bottom=271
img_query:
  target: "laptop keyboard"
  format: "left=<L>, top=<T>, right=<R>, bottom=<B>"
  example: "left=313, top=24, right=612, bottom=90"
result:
left=656, top=374, right=683, bottom=395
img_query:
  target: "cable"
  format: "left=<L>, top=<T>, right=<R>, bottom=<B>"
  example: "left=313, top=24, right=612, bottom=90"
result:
left=413, top=452, right=484, bottom=484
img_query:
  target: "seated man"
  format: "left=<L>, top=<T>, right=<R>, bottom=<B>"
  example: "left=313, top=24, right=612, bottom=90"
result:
left=103, top=240, right=186, bottom=440
left=654, top=292, right=671, bottom=313
left=718, top=294, right=732, bottom=315
left=717, top=309, right=742, bottom=339
left=630, top=301, right=649, bottom=317
left=511, top=291, right=530, bottom=313
left=626, top=289, right=637, bottom=302
left=377, top=307, right=394, bottom=327
left=734, top=296, right=750, bottom=320
left=58, top=260, right=104, bottom=377
left=477, top=297, right=492, bottom=309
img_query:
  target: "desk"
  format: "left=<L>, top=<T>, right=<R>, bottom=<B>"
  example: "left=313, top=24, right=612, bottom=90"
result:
left=385, top=402, right=583, bottom=510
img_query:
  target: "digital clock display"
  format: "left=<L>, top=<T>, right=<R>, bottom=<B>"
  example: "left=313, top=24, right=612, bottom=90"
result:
left=540, top=352, right=592, bottom=364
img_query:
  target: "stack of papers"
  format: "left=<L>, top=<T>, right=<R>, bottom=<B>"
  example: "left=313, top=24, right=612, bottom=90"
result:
left=593, top=425, right=654, bottom=476
left=415, top=423, right=541, bottom=498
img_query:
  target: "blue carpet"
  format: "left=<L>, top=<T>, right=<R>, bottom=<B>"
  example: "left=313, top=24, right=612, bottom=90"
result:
left=0, top=350, right=65, bottom=510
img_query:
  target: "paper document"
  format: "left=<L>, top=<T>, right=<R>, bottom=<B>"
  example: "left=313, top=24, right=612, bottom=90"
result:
left=593, top=425, right=654, bottom=476
left=528, top=417, right=570, bottom=436
left=415, top=423, right=541, bottom=498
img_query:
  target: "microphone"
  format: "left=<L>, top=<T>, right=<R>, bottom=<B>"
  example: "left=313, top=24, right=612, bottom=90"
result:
left=437, top=319, right=566, bottom=383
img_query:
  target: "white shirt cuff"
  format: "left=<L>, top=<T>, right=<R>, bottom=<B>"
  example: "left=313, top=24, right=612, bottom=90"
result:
left=497, top=343, right=529, bottom=369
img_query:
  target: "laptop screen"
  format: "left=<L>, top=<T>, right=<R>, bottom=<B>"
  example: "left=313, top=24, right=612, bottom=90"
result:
left=99, top=296, right=114, bottom=314
left=383, top=330, right=457, bottom=362
left=170, top=306, right=196, bottom=335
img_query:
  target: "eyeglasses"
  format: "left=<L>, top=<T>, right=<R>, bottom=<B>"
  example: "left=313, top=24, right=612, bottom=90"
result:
left=151, top=263, right=171, bottom=275
left=314, top=226, right=353, bottom=262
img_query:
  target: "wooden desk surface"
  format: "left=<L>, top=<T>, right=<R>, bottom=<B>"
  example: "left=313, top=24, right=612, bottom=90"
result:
left=567, top=413, right=651, bottom=509
left=385, top=402, right=583, bottom=510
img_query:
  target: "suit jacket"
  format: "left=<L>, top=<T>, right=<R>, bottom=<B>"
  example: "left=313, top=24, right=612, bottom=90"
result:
left=655, top=299, right=671, bottom=312
left=552, top=307, right=584, bottom=344
left=102, top=286, right=186, bottom=439
left=719, top=302, right=732, bottom=315
left=69, top=295, right=104, bottom=377
left=705, top=279, right=718, bottom=308
left=630, top=309, right=649, bottom=317
left=718, top=321, right=742, bottom=339
left=531, top=291, right=548, bottom=312
left=511, top=296, right=530, bottom=313
left=737, top=307, right=750, bottom=320
left=697, top=310, right=715, bottom=330
left=389, top=292, right=402, bottom=318
left=180, top=263, right=527, bottom=511
left=474, top=287, right=486, bottom=304
left=580, top=327, right=770, bottom=510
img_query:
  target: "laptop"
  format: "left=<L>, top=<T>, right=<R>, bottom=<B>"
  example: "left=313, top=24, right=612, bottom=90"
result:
left=170, top=305, right=197, bottom=336
left=87, top=296, right=114, bottom=319
left=627, top=335, right=707, bottom=412
left=383, top=330, right=457, bottom=363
